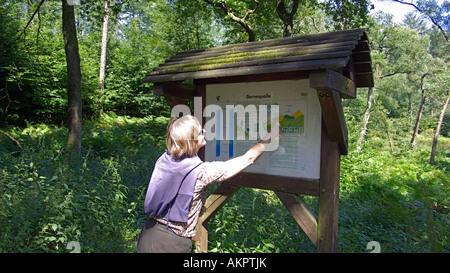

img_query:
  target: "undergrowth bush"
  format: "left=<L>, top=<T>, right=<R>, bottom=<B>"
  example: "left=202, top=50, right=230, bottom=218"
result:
left=207, top=129, right=449, bottom=253
left=0, top=113, right=169, bottom=252
left=0, top=113, right=448, bottom=252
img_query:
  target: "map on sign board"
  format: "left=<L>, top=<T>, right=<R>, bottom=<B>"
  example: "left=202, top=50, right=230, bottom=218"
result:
left=204, top=80, right=321, bottom=180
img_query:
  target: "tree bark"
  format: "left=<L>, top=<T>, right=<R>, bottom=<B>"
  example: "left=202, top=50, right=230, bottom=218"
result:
left=98, top=0, right=110, bottom=117
left=62, top=0, right=82, bottom=157
left=407, top=92, right=413, bottom=128
left=276, top=0, right=299, bottom=37
left=356, top=87, right=374, bottom=151
left=411, top=73, right=429, bottom=148
left=430, top=90, right=450, bottom=164
left=411, top=89, right=425, bottom=148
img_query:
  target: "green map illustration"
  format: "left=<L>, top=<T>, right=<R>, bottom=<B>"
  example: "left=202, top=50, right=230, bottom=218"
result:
left=279, top=110, right=304, bottom=134
left=235, top=108, right=305, bottom=139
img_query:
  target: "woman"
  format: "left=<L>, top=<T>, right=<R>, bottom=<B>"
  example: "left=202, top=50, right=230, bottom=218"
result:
left=136, top=115, right=276, bottom=253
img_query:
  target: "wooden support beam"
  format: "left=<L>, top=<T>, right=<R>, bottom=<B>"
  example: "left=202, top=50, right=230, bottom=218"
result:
left=355, top=72, right=374, bottom=88
left=154, top=82, right=196, bottom=98
left=310, top=69, right=356, bottom=99
left=276, top=192, right=318, bottom=246
left=192, top=183, right=241, bottom=252
left=193, top=221, right=208, bottom=253
left=230, top=172, right=320, bottom=196
left=163, top=95, right=189, bottom=111
left=316, top=89, right=348, bottom=155
left=195, top=70, right=309, bottom=85
left=317, top=125, right=341, bottom=253
left=195, top=85, right=207, bottom=160
left=201, top=184, right=240, bottom=223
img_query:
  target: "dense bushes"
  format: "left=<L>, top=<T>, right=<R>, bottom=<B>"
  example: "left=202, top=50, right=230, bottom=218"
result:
left=0, top=114, right=169, bottom=252
left=207, top=142, right=449, bottom=253
left=1, top=0, right=448, bottom=254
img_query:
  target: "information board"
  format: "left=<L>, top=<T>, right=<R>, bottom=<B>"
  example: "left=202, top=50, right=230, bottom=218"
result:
left=205, top=80, right=322, bottom=179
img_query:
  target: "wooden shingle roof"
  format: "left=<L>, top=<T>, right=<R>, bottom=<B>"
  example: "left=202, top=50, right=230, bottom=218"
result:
left=143, top=28, right=373, bottom=87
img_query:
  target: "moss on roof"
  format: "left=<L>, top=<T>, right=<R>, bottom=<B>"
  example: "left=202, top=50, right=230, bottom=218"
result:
left=156, top=47, right=310, bottom=75
left=143, top=28, right=374, bottom=87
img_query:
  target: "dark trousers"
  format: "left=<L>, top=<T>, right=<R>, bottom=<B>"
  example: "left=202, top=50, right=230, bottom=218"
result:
left=136, top=217, right=192, bottom=253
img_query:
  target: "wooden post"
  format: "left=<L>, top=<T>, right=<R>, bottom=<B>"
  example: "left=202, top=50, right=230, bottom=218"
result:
left=276, top=192, right=318, bottom=246
left=192, top=183, right=241, bottom=252
left=193, top=221, right=209, bottom=253
left=317, top=123, right=341, bottom=253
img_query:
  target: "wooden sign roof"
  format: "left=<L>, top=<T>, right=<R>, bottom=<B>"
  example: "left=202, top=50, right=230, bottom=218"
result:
left=143, top=28, right=373, bottom=88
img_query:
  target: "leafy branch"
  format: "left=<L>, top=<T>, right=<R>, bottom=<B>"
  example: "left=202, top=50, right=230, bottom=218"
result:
left=0, top=129, right=23, bottom=151
left=391, top=0, right=449, bottom=43
left=204, top=0, right=260, bottom=42
left=15, top=0, right=46, bottom=44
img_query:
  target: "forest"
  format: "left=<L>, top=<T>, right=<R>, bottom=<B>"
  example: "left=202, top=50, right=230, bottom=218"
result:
left=0, top=0, right=449, bottom=253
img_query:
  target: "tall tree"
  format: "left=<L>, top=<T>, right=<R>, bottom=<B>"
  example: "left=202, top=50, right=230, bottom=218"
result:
left=98, top=0, right=110, bottom=117
left=62, top=0, right=82, bottom=157
left=430, top=90, right=450, bottom=164
left=411, top=73, right=429, bottom=148
left=356, top=87, right=374, bottom=151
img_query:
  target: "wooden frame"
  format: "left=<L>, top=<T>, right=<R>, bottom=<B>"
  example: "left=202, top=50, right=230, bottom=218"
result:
left=155, top=69, right=350, bottom=253
left=142, top=29, right=375, bottom=253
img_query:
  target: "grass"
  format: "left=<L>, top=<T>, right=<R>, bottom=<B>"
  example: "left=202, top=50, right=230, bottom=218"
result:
left=0, top=113, right=448, bottom=252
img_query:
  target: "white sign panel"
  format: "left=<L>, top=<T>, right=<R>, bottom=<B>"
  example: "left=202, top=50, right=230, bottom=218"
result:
left=205, top=80, right=322, bottom=179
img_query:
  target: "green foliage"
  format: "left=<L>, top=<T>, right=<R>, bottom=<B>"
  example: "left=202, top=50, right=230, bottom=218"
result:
left=320, top=0, right=373, bottom=30
left=0, top=114, right=169, bottom=252
left=206, top=127, right=449, bottom=253
left=338, top=143, right=449, bottom=252
left=1, top=1, right=67, bottom=126
left=1, top=113, right=449, bottom=253
left=0, top=0, right=449, bottom=253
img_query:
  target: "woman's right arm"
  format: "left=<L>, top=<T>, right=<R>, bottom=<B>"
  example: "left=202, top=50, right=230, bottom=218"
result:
left=221, top=119, right=280, bottom=180
left=199, top=121, right=280, bottom=185
left=220, top=138, right=273, bottom=180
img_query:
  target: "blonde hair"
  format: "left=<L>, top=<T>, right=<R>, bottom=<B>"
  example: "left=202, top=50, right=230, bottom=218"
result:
left=166, top=115, right=202, bottom=159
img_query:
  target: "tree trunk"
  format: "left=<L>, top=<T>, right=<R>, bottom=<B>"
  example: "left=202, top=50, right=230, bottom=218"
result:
left=407, top=93, right=413, bottom=127
left=411, top=73, right=429, bottom=148
left=239, top=21, right=256, bottom=42
left=276, top=0, right=299, bottom=37
left=98, top=0, right=110, bottom=117
left=62, top=0, right=82, bottom=158
left=356, top=87, right=374, bottom=151
left=411, top=89, right=425, bottom=148
left=430, top=90, right=450, bottom=164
